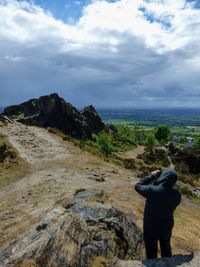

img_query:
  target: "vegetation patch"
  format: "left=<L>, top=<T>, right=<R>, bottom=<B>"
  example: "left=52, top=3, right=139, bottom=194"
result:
left=0, top=134, right=29, bottom=190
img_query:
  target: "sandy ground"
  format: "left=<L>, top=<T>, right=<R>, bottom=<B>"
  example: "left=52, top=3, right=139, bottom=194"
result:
left=0, top=122, right=200, bottom=255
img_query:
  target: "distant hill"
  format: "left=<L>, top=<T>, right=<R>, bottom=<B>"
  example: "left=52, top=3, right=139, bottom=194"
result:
left=0, top=107, right=4, bottom=113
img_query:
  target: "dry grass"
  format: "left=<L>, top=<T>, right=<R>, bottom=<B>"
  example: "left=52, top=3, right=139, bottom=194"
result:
left=0, top=135, right=30, bottom=190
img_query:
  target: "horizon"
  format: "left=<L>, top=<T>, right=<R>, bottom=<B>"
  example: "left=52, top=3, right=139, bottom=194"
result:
left=1, top=0, right=200, bottom=108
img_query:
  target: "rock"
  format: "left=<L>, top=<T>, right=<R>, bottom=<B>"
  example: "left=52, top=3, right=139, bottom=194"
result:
left=115, top=251, right=200, bottom=267
left=81, top=105, right=105, bottom=134
left=0, top=114, right=14, bottom=124
left=88, top=176, right=105, bottom=182
left=0, top=191, right=144, bottom=267
left=3, top=93, right=108, bottom=139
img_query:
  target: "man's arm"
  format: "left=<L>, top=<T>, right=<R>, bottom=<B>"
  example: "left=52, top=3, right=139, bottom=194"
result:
left=135, top=170, right=161, bottom=198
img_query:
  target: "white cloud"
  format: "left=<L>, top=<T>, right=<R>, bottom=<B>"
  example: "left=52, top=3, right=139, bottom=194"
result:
left=0, top=0, right=200, bottom=107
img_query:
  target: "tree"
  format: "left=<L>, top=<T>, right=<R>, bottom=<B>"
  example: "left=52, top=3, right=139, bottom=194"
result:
left=154, top=125, right=171, bottom=143
left=194, top=135, right=200, bottom=149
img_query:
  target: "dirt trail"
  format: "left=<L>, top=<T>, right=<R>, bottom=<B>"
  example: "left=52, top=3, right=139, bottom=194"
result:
left=0, top=122, right=200, bottom=255
left=116, top=145, right=145, bottom=160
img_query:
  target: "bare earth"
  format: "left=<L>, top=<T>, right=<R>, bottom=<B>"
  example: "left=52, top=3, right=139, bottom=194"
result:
left=0, top=122, right=200, bottom=255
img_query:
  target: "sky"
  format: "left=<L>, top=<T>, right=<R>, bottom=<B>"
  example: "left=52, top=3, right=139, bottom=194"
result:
left=0, top=0, right=200, bottom=108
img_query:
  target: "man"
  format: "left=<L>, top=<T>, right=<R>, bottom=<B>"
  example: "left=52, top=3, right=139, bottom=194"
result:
left=135, top=169, right=181, bottom=259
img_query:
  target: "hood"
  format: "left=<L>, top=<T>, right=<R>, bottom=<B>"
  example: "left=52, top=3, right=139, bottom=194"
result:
left=152, top=169, right=178, bottom=187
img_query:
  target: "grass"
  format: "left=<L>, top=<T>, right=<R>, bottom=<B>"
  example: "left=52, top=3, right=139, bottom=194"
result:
left=47, top=127, right=136, bottom=168
left=0, top=134, right=30, bottom=190
left=175, top=184, right=200, bottom=200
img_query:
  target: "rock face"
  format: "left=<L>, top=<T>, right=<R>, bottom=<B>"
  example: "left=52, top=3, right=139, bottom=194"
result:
left=3, top=93, right=107, bottom=139
left=81, top=105, right=106, bottom=134
left=0, top=191, right=144, bottom=267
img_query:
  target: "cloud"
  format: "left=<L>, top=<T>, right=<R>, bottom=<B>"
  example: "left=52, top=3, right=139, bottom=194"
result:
left=0, top=0, right=200, bottom=107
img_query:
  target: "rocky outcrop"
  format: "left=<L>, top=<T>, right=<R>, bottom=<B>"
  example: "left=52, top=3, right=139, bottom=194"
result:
left=81, top=105, right=105, bottom=134
left=0, top=190, right=199, bottom=267
left=0, top=191, right=144, bottom=266
left=115, top=252, right=200, bottom=266
left=3, top=93, right=107, bottom=139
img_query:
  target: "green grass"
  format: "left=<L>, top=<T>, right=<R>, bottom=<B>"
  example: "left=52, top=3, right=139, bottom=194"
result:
left=175, top=185, right=200, bottom=200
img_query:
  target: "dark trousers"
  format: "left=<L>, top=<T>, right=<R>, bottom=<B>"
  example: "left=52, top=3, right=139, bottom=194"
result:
left=144, top=234, right=172, bottom=259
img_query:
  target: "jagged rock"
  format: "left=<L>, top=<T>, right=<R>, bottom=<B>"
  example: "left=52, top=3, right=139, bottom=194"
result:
left=115, top=251, right=200, bottom=267
left=81, top=105, right=105, bottom=134
left=0, top=191, right=144, bottom=267
left=3, top=93, right=108, bottom=139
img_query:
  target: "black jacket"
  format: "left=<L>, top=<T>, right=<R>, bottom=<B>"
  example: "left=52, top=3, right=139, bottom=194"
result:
left=135, top=169, right=181, bottom=234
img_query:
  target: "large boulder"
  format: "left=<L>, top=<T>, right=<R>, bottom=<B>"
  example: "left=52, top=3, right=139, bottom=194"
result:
left=3, top=93, right=107, bottom=139
left=0, top=191, right=144, bottom=267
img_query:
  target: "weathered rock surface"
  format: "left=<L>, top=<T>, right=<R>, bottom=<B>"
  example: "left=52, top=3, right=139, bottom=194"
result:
left=0, top=114, right=13, bottom=125
left=3, top=93, right=107, bottom=139
left=115, top=251, right=200, bottom=267
left=81, top=105, right=106, bottom=134
left=0, top=191, right=144, bottom=266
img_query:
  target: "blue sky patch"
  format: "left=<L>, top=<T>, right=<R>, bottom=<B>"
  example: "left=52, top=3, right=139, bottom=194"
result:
left=186, top=0, right=200, bottom=9
left=34, top=0, right=91, bottom=23
left=139, top=7, right=172, bottom=29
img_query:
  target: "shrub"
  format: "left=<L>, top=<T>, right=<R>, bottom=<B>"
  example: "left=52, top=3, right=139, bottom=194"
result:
left=154, top=125, right=171, bottom=143
left=145, top=133, right=158, bottom=149
left=0, top=139, right=7, bottom=163
left=194, top=135, right=200, bottom=149
left=117, top=126, right=136, bottom=143
left=123, top=158, right=136, bottom=169
left=175, top=185, right=199, bottom=200
left=93, top=132, right=115, bottom=155
left=0, top=139, right=7, bottom=153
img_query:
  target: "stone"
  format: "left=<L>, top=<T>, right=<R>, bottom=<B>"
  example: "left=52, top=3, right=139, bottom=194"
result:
left=115, top=251, right=200, bottom=267
left=0, top=191, right=144, bottom=267
left=81, top=105, right=105, bottom=134
left=3, top=93, right=108, bottom=139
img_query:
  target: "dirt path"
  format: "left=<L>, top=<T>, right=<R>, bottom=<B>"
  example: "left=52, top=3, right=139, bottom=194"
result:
left=116, top=145, right=145, bottom=160
left=0, top=122, right=200, bottom=255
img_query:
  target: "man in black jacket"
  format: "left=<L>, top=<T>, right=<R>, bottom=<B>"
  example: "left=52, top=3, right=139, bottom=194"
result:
left=135, top=169, right=181, bottom=259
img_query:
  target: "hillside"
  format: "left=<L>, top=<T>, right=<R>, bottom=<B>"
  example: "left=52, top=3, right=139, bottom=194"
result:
left=0, top=95, right=200, bottom=266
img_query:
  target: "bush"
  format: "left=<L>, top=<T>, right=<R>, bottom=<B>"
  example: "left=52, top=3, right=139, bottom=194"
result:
left=0, top=139, right=7, bottom=153
left=123, top=158, right=136, bottom=169
left=154, top=125, right=171, bottom=143
left=93, top=132, right=115, bottom=155
left=194, top=135, right=200, bottom=149
left=0, top=139, right=7, bottom=163
left=117, top=126, right=136, bottom=143
left=175, top=185, right=199, bottom=199
left=145, top=133, right=158, bottom=149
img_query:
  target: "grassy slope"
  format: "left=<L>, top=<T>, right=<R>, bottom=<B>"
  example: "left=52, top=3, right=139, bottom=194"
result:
left=0, top=134, right=30, bottom=190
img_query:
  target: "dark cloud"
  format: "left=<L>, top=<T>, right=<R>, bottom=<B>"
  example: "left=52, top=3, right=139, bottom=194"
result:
left=0, top=0, right=200, bottom=108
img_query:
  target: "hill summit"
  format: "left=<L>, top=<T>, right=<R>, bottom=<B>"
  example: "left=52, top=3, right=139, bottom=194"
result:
left=3, top=93, right=107, bottom=139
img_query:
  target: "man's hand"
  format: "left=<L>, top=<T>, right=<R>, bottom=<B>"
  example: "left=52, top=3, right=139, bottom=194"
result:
left=151, top=170, right=161, bottom=177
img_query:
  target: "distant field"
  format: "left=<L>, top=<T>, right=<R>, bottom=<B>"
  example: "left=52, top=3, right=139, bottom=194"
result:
left=98, top=108, right=200, bottom=127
